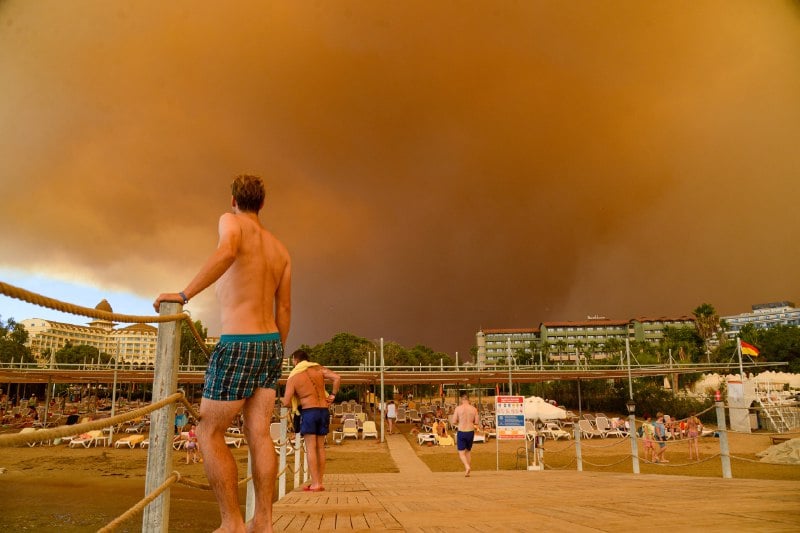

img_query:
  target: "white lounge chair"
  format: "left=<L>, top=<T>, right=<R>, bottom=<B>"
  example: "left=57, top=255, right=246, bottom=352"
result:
left=472, top=431, right=488, bottom=443
left=594, top=416, right=623, bottom=437
left=578, top=419, right=606, bottom=439
left=342, top=419, right=359, bottom=439
left=361, top=420, right=378, bottom=439
left=125, top=421, right=147, bottom=434
left=525, top=421, right=538, bottom=441
left=417, top=432, right=436, bottom=445
left=69, top=430, right=104, bottom=448
left=18, top=427, right=41, bottom=447
left=115, top=434, right=145, bottom=448
left=225, top=436, right=243, bottom=448
left=540, top=422, right=571, bottom=440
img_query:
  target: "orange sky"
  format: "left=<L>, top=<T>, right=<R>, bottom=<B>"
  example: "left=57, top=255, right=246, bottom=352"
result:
left=1, top=1, right=798, bottom=355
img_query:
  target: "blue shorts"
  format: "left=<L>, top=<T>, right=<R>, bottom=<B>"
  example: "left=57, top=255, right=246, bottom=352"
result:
left=457, top=430, right=475, bottom=451
left=299, top=407, right=330, bottom=436
left=203, top=333, right=283, bottom=401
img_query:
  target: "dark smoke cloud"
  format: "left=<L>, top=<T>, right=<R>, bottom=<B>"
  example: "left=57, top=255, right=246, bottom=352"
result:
left=1, top=1, right=799, bottom=355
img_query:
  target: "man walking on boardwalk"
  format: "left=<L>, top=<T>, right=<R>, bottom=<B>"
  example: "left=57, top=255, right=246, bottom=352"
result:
left=451, top=392, right=481, bottom=477
left=282, top=349, right=341, bottom=492
left=154, top=174, right=291, bottom=533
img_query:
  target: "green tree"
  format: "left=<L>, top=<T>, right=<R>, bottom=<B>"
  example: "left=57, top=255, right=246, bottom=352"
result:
left=603, top=338, right=624, bottom=364
left=661, top=325, right=704, bottom=362
left=307, top=332, right=376, bottom=367
left=0, top=316, right=35, bottom=364
left=514, top=346, right=532, bottom=366
left=555, top=340, right=567, bottom=357
left=55, top=342, right=101, bottom=367
left=752, top=325, right=800, bottom=373
left=180, top=319, right=209, bottom=367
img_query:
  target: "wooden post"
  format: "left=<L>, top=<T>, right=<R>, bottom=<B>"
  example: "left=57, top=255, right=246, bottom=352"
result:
left=143, top=302, right=182, bottom=533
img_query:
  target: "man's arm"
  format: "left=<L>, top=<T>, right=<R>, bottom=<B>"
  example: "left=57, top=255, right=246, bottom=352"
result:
left=322, top=367, right=341, bottom=404
left=275, top=257, right=292, bottom=346
left=153, top=214, right=240, bottom=311
left=281, top=377, right=295, bottom=408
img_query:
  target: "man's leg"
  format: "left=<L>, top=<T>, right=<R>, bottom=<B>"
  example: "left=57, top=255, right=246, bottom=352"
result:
left=198, top=397, right=246, bottom=533
left=242, top=387, right=276, bottom=533
left=304, top=435, right=321, bottom=489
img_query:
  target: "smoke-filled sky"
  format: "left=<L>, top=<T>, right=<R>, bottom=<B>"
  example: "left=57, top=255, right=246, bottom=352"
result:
left=1, top=1, right=799, bottom=356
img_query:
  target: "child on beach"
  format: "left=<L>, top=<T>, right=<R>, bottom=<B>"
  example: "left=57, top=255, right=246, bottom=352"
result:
left=641, top=415, right=656, bottom=462
left=186, top=424, right=200, bottom=464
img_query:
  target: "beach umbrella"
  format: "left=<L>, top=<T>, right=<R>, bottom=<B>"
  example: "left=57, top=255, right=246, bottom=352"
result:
left=523, top=396, right=566, bottom=422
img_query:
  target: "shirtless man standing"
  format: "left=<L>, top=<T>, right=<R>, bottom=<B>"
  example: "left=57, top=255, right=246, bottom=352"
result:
left=282, top=349, right=341, bottom=492
left=154, top=174, right=291, bottom=533
left=451, top=393, right=481, bottom=477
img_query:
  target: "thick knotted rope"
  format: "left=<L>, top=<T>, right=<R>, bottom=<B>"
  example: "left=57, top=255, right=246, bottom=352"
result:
left=0, top=280, right=210, bottom=357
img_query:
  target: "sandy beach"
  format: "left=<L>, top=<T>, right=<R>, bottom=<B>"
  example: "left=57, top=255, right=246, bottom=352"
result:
left=1, top=422, right=798, bottom=532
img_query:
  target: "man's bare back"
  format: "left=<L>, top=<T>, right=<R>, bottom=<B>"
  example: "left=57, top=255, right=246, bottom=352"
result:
left=215, top=212, right=291, bottom=337
left=287, top=366, right=330, bottom=409
left=453, top=401, right=480, bottom=431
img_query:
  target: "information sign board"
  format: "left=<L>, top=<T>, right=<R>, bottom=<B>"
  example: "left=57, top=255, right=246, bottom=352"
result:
left=495, top=395, right=525, bottom=440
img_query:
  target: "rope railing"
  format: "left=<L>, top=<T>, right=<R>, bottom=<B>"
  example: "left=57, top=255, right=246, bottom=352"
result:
left=581, top=455, right=632, bottom=468
left=98, top=471, right=181, bottom=533
left=0, top=281, right=184, bottom=324
left=639, top=453, right=722, bottom=467
left=543, top=457, right=577, bottom=470
left=578, top=436, right=630, bottom=449
left=0, top=280, right=211, bottom=357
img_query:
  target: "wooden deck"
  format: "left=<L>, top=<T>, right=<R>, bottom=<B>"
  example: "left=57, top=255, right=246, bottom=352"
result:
left=272, top=434, right=800, bottom=532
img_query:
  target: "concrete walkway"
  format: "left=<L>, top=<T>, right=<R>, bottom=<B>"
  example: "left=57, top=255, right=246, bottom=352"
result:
left=272, top=434, right=800, bottom=532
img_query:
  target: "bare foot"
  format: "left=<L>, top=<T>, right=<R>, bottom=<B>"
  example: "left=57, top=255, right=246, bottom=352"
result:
left=245, top=518, right=273, bottom=533
left=465, top=468, right=471, bottom=477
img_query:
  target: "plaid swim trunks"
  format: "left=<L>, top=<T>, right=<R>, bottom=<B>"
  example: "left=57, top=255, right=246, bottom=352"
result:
left=203, top=333, right=283, bottom=401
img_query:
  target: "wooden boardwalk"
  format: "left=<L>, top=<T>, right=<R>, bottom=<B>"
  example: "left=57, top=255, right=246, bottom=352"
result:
left=273, top=433, right=800, bottom=532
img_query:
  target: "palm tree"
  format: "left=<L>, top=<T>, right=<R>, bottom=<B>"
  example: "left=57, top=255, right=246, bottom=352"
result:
left=693, top=303, right=720, bottom=363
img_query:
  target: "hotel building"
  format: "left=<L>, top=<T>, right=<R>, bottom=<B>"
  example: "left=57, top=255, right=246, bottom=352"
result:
left=21, top=299, right=218, bottom=367
left=477, top=315, right=696, bottom=366
left=722, top=301, right=800, bottom=338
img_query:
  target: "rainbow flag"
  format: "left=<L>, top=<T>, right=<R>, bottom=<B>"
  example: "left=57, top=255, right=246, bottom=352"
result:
left=741, top=340, right=760, bottom=357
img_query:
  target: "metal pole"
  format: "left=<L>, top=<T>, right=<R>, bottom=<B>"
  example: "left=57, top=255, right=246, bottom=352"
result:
left=380, top=338, right=385, bottom=443
left=110, top=352, right=118, bottom=445
left=715, top=401, right=732, bottom=478
left=506, top=338, right=512, bottom=395
left=737, top=338, right=745, bottom=382
left=626, top=338, right=640, bottom=473
left=574, top=424, right=583, bottom=471
left=626, top=339, right=633, bottom=398
left=143, top=302, right=181, bottom=533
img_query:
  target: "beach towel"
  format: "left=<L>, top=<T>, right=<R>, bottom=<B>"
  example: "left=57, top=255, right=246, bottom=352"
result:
left=287, top=361, right=327, bottom=416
